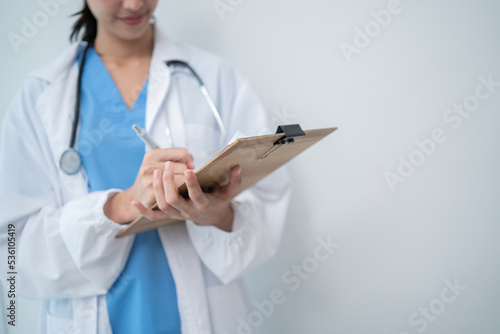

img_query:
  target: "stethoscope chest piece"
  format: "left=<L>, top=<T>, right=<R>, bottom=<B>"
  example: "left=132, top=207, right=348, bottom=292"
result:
left=60, top=148, right=82, bottom=175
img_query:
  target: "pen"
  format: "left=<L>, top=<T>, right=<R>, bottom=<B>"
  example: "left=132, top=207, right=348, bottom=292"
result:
left=132, top=124, right=160, bottom=150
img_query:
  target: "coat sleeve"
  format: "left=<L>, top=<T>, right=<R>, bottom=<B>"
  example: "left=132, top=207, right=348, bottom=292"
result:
left=0, top=77, right=135, bottom=299
left=186, top=64, right=291, bottom=284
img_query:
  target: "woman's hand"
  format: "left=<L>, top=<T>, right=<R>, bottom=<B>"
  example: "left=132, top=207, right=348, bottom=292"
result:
left=132, top=162, right=242, bottom=232
left=104, top=148, right=195, bottom=224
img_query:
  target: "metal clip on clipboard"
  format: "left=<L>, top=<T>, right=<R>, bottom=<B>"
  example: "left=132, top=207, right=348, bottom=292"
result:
left=258, top=124, right=306, bottom=161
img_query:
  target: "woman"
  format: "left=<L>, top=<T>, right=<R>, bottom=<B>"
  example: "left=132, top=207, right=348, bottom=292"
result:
left=0, top=0, right=290, bottom=333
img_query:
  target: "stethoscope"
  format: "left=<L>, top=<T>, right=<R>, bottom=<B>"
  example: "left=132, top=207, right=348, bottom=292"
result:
left=60, top=43, right=226, bottom=175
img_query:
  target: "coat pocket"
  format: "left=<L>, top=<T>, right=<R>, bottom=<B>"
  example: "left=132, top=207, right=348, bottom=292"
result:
left=46, top=312, right=79, bottom=334
left=206, top=281, right=252, bottom=333
left=184, top=123, right=221, bottom=167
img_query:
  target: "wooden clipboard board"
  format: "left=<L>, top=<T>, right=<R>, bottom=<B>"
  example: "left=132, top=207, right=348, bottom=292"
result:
left=116, top=125, right=337, bottom=238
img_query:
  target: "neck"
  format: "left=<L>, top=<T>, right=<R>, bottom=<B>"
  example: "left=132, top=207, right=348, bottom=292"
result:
left=93, top=25, right=154, bottom=61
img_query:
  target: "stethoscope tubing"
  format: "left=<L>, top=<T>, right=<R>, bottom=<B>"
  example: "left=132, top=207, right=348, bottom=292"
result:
left=70, top=42, right=92, bottom=149
left=61, top=44, right=226, bottom=175
left=165, top=60, right=226, bottom=144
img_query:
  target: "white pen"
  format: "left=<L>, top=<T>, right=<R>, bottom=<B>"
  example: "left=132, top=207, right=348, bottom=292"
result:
left=132, top=124, right=160, bottom=150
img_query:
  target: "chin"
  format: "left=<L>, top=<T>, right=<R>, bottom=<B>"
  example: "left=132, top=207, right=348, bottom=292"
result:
left=116, top=24, right=153, bottom=41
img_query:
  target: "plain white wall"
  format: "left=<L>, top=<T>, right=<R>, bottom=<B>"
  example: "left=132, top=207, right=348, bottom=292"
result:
left=1, top=0, right=500, bottom=333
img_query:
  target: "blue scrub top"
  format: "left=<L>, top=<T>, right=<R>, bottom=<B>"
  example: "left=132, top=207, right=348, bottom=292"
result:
left=77, top=47, right=182, bottom=333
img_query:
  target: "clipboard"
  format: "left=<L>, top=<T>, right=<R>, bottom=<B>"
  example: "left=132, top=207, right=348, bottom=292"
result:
left=116, top=124, right=337, bottom=238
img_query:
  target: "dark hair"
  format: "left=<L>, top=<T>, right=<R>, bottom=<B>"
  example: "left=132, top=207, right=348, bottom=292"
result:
left=70, top=2, right=97, bottom=43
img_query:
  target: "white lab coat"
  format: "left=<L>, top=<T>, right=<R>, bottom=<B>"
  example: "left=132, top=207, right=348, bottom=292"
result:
left=0, top=27, right=290, bottom=334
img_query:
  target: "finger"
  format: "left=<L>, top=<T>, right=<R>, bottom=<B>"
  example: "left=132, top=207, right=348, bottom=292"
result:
left=163, top=161, right=188, bottom=211
left=153, top=169, right=184, bottom=219
left=222, top=165, right=242, bottom=200
left=151, top=162, right=190, bottom=174
left=172, top=162, right=189, bottom=174
left=174, top=175, right=186, bottom=188
left=132, top=200, right=181, bottom=221
left=184, top=170, right=209, bottom=209
left=146, top=148, right=194, bottom=164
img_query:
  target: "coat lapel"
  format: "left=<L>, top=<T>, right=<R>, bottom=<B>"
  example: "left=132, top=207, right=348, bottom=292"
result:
left=146, top=26, right=189, bottom=134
